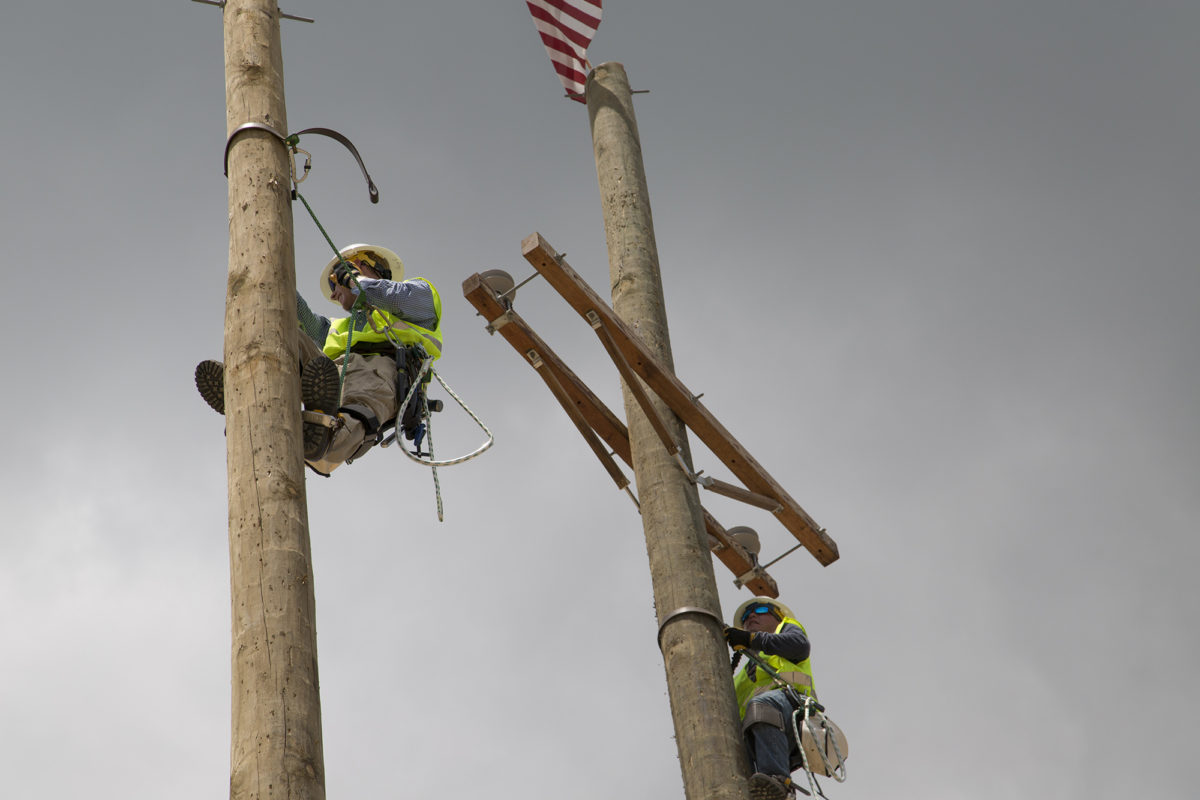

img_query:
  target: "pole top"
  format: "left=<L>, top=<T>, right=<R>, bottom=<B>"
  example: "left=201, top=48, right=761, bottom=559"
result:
left=190, top=0, right=314, bottom=24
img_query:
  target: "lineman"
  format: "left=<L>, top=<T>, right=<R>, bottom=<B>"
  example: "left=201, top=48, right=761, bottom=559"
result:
left=724, top=596, right=815, bottom=800
left=196, top=243, right=442, bottom=474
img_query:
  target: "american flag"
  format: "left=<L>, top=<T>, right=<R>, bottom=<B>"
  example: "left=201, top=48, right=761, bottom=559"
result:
left=526, top=0, right=603, bottom=103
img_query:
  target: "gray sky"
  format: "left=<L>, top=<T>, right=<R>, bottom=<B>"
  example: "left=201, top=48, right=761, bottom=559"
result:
left=2, top=2, right=1197, bottom=798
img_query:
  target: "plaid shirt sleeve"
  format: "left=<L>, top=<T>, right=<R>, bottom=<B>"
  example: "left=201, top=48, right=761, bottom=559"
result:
left=355, top=278, right=439, bottom=330
left=296, top=292, right=330, bottom=345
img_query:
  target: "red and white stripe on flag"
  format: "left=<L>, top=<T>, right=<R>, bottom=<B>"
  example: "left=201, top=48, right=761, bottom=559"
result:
left=526, top=0, right=602, bottom=103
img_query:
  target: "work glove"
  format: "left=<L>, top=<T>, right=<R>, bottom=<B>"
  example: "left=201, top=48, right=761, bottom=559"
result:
left=723, top=626, right=756, bottom=651
left=332, top=262, right=361, bottom=289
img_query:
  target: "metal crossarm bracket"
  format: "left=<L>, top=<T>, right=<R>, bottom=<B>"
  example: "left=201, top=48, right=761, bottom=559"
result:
left=487, top=310, right=516, bottom=334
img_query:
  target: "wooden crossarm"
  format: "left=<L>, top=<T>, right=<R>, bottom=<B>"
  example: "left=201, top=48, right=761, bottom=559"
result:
left=463, top=272, right=780, bottom=595
left=520, top=233, right=840, bottom=566
left=463, top=274, right=630, bottom=461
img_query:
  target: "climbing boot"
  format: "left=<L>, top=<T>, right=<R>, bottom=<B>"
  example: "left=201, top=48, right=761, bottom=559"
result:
left=303, top=423, right=332, bottom=460
left=748, top=773, right=794, bottom=800
left=301, top=355, right=341, bottom=413
left=301, top=410, right=341, bottom=461
left=195, top=360, right=226, bottom=415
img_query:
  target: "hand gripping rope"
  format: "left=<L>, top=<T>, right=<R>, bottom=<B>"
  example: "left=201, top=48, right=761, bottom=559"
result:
left=224, top=122, right=494, bottom=519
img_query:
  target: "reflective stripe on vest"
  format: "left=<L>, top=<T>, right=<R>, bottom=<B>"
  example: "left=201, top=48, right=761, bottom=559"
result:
left=323, top=278, right=443, bottom=360
left=733, top=617, right=816, bottom=717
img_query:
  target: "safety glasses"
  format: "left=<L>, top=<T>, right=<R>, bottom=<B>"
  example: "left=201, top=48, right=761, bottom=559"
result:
left=741, top=604, right=774, bottom=623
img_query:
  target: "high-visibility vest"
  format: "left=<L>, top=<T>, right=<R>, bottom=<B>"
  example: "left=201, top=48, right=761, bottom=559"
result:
left=733, top=617, right=816, bottom=717
left=323, top=278, right=443, bottom=360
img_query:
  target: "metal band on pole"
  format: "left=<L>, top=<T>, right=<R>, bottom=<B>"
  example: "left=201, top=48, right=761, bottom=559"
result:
left=223, top=123, right=379, bottom=204
left=656, top=606, right=724, bottom=651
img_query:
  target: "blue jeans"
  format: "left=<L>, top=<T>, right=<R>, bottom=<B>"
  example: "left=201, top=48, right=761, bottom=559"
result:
left=744, top=689, right=799, bottom=776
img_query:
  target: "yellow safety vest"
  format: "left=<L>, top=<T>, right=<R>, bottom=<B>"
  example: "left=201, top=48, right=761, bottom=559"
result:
left=323, top=278, right=443, bottom=360
left=733, top=616, right=816, bottom=717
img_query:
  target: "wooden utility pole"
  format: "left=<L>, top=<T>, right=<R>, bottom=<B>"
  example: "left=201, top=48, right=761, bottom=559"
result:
left=586, top=62, right=751, bottom=800
left=222, top=1, right=325, bottom=798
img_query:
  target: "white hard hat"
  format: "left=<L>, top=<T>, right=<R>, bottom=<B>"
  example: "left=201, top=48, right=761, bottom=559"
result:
left=320, top=243, right=404, bottom=303
left=732, top=595, right=795, bottom=630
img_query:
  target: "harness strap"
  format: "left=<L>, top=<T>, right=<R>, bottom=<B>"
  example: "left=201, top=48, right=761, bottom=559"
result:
left=339, top=403, right=380, bottom=433
left=340, top=403, right=382, bottom=462
left=742, top=701, right=786, bottom=733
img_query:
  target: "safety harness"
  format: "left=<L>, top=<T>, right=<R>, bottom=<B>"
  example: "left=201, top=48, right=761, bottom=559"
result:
left=736, top=649, right=849, bottom=799
left=226, top=123, right=494, bottom=518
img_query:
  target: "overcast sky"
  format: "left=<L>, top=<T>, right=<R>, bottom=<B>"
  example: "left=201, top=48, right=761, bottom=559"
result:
left=2, top=2, right=1197, bottom=798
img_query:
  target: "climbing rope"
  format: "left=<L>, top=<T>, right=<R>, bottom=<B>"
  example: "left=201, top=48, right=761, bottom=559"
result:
left=790, top=694, right=847, bottom=797
left=286, top=140, right=494, bottom=521
left=737, top=649, right=848, bottom=798
left=379, top=335, right=496, bottom=469
left=294, top=187, right=363, bottom=396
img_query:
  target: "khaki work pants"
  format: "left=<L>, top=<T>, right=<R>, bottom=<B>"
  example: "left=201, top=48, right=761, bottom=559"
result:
left=299, top=333, right=398, bottom=473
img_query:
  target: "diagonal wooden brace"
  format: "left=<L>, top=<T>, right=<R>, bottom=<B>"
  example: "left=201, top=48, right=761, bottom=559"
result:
left=463, top=272, right=780, bottom=595
left=520, top=232, right=839, bottom=566
left=534, top=350, right=633, bottom=495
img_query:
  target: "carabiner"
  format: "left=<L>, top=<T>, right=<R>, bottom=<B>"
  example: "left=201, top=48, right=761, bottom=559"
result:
left=290, top=145, right=311, bottom=185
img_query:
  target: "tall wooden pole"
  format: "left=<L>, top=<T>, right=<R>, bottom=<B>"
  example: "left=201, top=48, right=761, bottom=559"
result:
left=586, top=62, right=751, bottom=800
left=223, top=2, right=325, bottom=798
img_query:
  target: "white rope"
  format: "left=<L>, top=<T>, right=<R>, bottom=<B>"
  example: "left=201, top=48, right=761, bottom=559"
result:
left=388, top=360, right=494, bottom=468
left=372, top=328, right=493, bottom=520
left=420, top=392, right=444, bottom=521
left=789, top=696, right=848, bottom=799
left=378, top=346, right=495, bottom=468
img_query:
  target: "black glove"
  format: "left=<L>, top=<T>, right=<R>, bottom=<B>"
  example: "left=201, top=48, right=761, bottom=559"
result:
left=332, top=262, right=360, bottom=288
left=724, top=626, right=756, bottom=651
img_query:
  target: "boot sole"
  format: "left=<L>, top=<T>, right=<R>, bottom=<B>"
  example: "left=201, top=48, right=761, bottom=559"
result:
left=748, top=774, right=792, bottom=800
left=301, top=356, right=341, bottom=413
left=195, top=360, right=225, bottom=415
